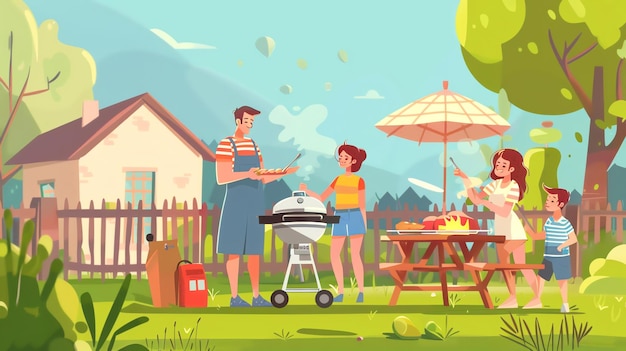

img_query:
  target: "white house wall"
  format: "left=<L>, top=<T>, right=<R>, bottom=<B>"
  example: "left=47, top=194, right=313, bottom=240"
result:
left=77, top=104, right=203, bottom=266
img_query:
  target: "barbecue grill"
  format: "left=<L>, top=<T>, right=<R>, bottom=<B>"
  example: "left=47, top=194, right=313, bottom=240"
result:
left=259, top=191, right=340, bottom=308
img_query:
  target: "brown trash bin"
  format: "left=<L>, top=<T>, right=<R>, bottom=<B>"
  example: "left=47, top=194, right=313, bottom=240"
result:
left=145, top=234, right=181, bottom=307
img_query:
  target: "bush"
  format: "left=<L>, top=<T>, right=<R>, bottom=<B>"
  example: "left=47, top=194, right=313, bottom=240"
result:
left=580, top=230, right=620, bottom=278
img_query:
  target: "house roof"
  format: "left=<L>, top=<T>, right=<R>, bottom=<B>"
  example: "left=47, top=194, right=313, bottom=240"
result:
left=7, top=93, right=216, bottom=165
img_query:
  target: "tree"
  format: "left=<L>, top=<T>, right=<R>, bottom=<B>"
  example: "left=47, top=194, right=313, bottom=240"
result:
left=1, top=0, right=96, bottom=203
left=456, top=0, right=626, bottom=208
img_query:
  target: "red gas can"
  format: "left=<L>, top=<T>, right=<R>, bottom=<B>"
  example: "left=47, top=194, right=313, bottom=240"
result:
left=175, top=260, right=208, bottom=307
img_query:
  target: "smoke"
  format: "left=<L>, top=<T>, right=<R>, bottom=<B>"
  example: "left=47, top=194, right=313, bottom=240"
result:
left=268, top=104, right=337, bottom=180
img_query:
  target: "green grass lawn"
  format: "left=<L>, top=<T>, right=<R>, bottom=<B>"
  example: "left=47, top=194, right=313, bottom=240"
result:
left=69, top=273, right=626, bottom=351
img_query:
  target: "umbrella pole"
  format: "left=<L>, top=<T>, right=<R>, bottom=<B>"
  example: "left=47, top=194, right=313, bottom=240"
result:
left=443, top=141, right=447, bottom=215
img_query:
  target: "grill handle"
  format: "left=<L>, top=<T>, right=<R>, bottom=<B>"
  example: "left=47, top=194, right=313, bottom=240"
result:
left=282, top=213, right=324, bottom=221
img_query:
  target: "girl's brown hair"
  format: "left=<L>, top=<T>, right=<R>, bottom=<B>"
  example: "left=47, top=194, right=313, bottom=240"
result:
left=490, top=148, right=528, bottom=201
left=338, top=143, right=367, bottom=172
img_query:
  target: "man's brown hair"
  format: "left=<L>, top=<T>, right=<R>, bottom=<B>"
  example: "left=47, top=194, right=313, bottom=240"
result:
left=234, top=106, right=261, bottom=123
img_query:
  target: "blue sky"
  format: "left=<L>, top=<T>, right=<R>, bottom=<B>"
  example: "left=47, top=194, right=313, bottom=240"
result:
left=37, top=0, right=626, bottom=198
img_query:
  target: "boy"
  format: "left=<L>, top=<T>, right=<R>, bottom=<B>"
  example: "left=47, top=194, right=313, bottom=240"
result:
left=524, top=184, right=578, bottom=312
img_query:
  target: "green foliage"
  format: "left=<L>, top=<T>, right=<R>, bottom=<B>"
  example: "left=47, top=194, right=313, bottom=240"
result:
left=520, top=147, right=560, bottom=210
left=499, top=313, right=592, bottom=350
left=574, top=132, right=583, bottom=143
left=79, top=274, right=149, bottom=351
left=145, top=319, right=215, bottom=351
left=580, top=231, right=621, bottom=278
left=456, top=0, right=626, bottom=120
left=608, top=100, right=626, bottom=121
left=580, top=244, right=626, bottom=295
left=273, top=329, right=294, bottom=341
left=529, top=128, right=562, bottom=145
left=423, top=316, right=459, bottom=341
left=0, top=210, right=76, bottom=351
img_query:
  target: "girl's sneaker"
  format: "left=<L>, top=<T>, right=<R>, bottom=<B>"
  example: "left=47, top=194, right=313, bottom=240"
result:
left=561, top=303, right=570, bottom=313
left=334, top=294, right=344, bottom=303
left=230, top=295, right=251, bottom=307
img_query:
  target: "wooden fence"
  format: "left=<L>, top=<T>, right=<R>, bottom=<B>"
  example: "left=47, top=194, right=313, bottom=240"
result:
left=0, top=197, right=622, bottom=281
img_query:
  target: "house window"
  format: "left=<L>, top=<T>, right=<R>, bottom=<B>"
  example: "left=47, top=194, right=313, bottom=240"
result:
left=40, top=182, right=56, bottom=198
left=125, top=171, right=155, bottom=242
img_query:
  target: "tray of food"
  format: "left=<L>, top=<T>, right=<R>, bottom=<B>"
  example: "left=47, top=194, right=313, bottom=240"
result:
left=387, top=212, right=489, bottom=235
left=386, top=229, right=489, bottom=235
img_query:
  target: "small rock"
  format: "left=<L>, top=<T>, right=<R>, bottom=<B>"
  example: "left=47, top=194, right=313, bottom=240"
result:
left=356, top=336, right=364, bottom=341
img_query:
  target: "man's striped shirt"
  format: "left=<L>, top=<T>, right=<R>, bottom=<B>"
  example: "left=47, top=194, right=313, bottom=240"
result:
left=544, top=216, right=575, bottom=257
left=215, top=137, right=263, bottom=168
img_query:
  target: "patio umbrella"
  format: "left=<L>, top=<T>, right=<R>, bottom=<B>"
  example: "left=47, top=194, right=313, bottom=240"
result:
left=375, top=81, right=510, bottom=215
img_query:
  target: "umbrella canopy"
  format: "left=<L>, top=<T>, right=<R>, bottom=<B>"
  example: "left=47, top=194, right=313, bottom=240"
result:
left=375, top=81, right=510, bottom=214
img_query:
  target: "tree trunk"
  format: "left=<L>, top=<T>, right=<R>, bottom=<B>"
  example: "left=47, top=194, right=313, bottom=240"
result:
left=580, top=66, right=623, bottom=210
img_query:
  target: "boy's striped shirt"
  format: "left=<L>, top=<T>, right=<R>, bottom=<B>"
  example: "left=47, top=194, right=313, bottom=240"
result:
left=544, top=216, right=575, bottom=257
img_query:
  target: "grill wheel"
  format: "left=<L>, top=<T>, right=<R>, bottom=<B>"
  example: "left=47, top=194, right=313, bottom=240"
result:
left=271, top=290, right=289, bottom=308
left=315, top=290, right=333, bottom=308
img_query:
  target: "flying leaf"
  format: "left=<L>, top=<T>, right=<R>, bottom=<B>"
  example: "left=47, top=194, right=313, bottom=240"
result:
left=575, top=132, right=583, bottom=143
left=297, top=58, right=308, bottom=70
left=255, top=36, right=275, bottom=57
left=279, top=85, right=293, bottom=95
left=338, top=49, right=348, bottom=63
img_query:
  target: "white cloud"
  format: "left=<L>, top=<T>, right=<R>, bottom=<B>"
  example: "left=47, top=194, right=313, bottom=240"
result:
left=354, top=89, right=384, bottom=99
left=150, top=28, right=216, bottom=50
left=269, top=104, right=337, bottom=180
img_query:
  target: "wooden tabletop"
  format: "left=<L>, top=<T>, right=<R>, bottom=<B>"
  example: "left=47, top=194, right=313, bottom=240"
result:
left=380, top=234, right=506, bottom=243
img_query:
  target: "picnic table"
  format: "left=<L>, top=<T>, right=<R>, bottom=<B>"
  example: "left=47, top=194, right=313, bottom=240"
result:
left=379, top=231, right=544, bottom=309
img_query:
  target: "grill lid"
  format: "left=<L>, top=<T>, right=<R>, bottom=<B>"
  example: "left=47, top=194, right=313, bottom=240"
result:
left=272, top=191, right=326, bottom=214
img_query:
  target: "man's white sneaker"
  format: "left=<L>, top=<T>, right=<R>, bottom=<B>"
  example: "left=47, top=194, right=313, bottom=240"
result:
left=560, top=303, right=570, bottom=313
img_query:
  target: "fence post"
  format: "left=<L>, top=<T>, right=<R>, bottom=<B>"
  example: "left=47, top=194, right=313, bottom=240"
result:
left=30, top=197, right=59, bottom=281
left=565, top=204, right=581, bottom=278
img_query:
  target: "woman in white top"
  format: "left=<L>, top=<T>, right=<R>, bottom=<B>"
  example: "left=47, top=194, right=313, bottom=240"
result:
left=454, top=148, right=539, bottom=309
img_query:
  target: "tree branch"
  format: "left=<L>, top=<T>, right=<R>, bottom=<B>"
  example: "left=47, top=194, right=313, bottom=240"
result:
left=547, top=29, right=593, bottom=116
left=8, top=31, right=14, bottom=113
left=1, top=68, right=30, bottom=145
left=617, top=58, right=624, bottom=101
left=568, top=42, right=599, bottom=65
left=548, top=30, right=564, bottom=65
left=0, top=76, right=7, bottom=91
left=563, top=32, right=583, bottom=59
left=1, top=165, right=22, bottom=185
left=23, top=71, right=61, bottom=97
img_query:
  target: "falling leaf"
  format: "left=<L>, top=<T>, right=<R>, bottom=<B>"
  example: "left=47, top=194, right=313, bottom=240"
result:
left=338, top=49, right=348, bottom=63
left=255, top=36, right=275, bottom=57
left=297, top=58, right=307, bottom=70
left=547, top=9, right=557, bottom=20
left=541, top=120, right=553, bottom=128
left=575, top=132, right=583, bottom=143
left=280, top=84, right=293, bottom=94
left=527, top=42, right=539, bottom=54
left=594, top=183, right=600, bottom=190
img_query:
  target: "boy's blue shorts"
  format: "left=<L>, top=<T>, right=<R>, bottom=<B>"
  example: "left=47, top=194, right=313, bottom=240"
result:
left=538, top=256, right=571, bottom=280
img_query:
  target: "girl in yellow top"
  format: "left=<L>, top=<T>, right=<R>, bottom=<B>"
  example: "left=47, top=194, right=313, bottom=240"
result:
left=300, top=143, right=367, bottom=303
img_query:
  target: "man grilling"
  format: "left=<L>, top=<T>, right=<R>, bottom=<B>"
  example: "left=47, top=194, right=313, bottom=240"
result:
left=215, top=106, right=298, bottom=307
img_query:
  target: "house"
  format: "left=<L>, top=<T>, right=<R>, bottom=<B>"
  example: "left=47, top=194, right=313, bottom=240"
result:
left=8, top=92, right=215, bottom=265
